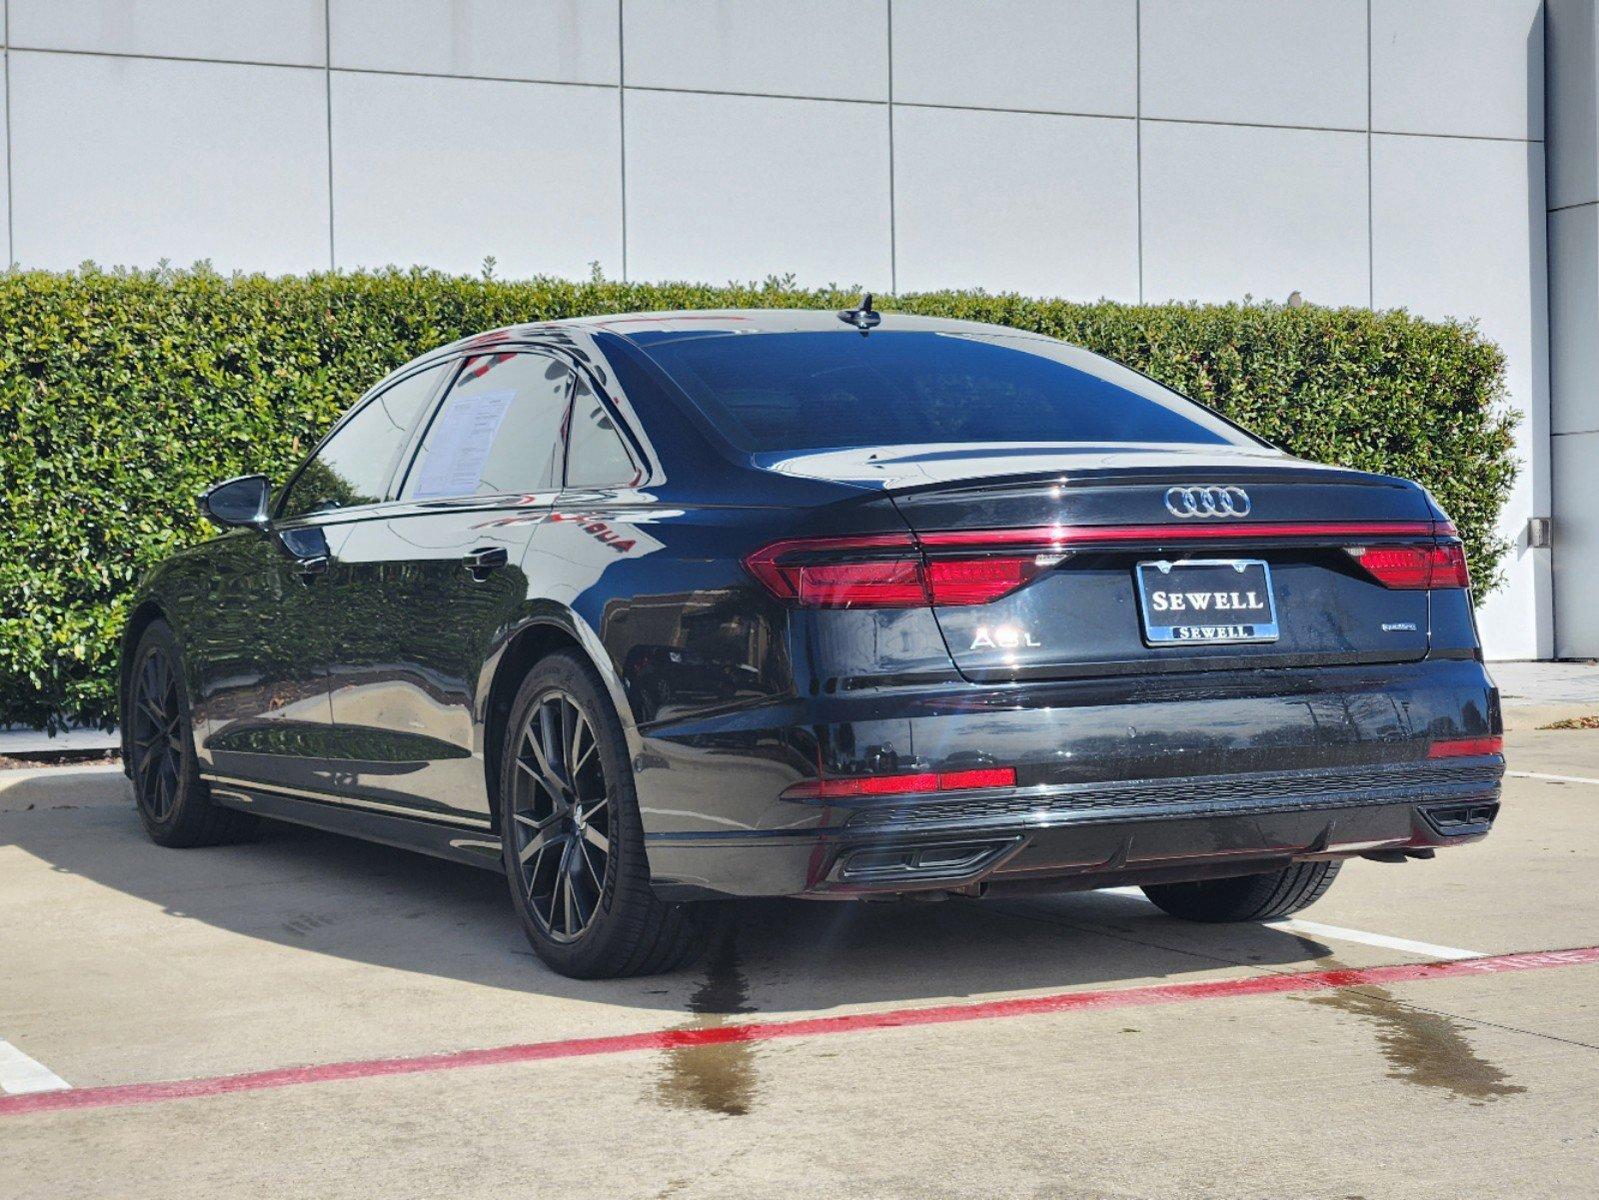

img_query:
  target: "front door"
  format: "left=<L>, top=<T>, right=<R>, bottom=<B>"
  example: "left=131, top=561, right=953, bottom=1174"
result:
left=195, top=359, right=451, bottom=797
left=188, top=522, right=343, bottom=794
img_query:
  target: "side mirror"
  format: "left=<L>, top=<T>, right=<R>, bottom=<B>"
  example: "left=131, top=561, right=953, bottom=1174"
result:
left=199, top=474, right=271, bottom=530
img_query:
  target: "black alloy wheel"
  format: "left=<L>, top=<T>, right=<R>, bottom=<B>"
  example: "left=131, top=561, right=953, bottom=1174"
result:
left=126, top=621, right=256, bottom=848
left=130, top=643, right=185, bottom=823
left=499, top=651, right=705, bottom=978
left=509, top=688, right=613, bottom=942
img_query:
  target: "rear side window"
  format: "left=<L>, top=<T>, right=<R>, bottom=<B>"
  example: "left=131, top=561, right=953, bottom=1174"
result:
left=564, top=377, right=640, bottom=487
left=402, top=352, right=572, bottom=499
left=634, top=330, right=1248, bottom=453
left=280, top=363, right=446, bottom=518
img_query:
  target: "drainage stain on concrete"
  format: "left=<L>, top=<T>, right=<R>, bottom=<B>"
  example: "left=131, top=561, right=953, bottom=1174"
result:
left=654, top=922, right=759, bottom=1117
left=1303, top=957, right=1525, bottom=1104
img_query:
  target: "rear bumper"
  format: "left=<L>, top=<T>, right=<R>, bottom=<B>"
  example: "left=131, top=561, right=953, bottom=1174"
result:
left=636, top=657, right=1502, bottom=900
left=646, top=762, right=1501, bottom=899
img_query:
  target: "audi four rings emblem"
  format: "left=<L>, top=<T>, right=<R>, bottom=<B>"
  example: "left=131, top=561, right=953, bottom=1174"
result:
left=1164, top=485, right=1252, bottom=518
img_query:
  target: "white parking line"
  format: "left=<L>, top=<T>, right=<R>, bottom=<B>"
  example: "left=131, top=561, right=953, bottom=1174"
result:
left=1264, top=918, right=1483, bottom=961
left=1508, top=770, right=1599, bottom=787
left=0, top=1038, right=69, bottom=1095
left=1096, top=886, right=1485, bottom=961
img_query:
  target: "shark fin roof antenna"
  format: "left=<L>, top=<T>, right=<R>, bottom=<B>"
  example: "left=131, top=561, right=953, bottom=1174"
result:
left=838, top=292, right=881, bottom=335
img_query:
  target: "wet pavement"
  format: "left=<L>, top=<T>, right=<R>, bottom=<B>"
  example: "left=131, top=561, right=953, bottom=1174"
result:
left=2, top=727, right=1597, bottom=1199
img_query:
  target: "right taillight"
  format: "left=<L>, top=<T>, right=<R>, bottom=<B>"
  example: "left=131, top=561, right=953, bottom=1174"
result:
left=1347, top=542, right=1470, bottom=590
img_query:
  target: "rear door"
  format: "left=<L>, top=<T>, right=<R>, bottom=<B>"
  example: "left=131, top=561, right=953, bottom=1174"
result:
left=323, top=349, right=574, bottom=824
left=890, top=463, right=1443, bottom=681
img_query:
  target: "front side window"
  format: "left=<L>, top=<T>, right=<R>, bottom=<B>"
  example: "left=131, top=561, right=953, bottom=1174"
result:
left=564, top=377, right=640, bottom=487
left=402, top=352, right=572, bottom=500
left=280, top=363, right=446, bottom=518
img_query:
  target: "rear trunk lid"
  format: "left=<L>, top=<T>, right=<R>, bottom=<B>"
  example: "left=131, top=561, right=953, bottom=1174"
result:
left=866, top=449, right=1445, bottom=681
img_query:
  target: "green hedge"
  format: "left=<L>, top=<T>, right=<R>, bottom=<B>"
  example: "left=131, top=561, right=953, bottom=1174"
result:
left=0, top=267, right=1516, bottom=731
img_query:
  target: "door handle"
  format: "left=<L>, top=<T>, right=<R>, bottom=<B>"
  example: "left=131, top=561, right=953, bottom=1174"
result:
left=462, top=546, right=509, bottom=580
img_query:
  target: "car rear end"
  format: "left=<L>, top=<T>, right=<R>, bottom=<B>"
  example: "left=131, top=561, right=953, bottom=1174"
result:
left=606, top=315, right=1503, bottom=901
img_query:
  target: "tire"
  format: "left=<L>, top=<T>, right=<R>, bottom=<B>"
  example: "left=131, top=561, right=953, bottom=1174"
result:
left=125, top=620, right=257, bottom=848
left=1141, top=861, right=1342, bottom=923
left=499, top=650, right=705, bottom=979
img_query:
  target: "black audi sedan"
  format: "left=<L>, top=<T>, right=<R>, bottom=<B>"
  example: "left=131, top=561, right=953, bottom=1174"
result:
left=120, top=305, right=1503, bottom=978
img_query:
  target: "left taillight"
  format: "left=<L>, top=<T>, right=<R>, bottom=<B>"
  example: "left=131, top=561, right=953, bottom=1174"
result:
left=1346, top=541, right=1471, bottom=590
left=744, top=534, right=1042, bottom=609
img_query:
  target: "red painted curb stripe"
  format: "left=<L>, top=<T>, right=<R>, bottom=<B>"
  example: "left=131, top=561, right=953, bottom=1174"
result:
left=6, top=944, right=1596, bottom=1117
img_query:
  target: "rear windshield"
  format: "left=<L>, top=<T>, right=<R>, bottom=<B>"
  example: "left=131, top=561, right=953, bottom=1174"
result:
left=630, top=330, right=1250, bottom=453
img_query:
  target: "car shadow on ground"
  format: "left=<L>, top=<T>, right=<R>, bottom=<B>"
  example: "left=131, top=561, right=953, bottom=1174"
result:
left=2, top=771, right=1337, bottom=1018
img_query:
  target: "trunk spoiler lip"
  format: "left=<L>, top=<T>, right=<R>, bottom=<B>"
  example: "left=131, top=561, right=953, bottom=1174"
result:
left=877, top=462, right=1417, bottom=499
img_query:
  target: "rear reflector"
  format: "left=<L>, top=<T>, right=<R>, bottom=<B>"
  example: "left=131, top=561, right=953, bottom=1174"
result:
left=1427, top=735, right=1503, bottom=759
left=783, top=766, right=1016, bottom=800
left=1347, top=542, right=1471, bottom=590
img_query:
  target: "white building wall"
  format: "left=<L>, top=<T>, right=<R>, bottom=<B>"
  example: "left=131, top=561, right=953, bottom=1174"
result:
left=0, top=0, right=1557, bottom=658
left=3, top=2, right=10, bottom=272
left=1548, top=0, right=1599, bottom=659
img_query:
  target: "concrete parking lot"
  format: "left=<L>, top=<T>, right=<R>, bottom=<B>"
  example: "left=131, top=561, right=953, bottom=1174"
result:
left=3, top=727, right=1597, bottom=1200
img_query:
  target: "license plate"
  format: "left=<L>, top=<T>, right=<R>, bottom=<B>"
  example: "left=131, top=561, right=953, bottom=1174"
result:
left=1135, top=559, right=1279, bottom=646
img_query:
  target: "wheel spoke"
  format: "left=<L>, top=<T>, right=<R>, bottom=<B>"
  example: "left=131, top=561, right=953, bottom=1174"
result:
left=559, top=839, right=580, bottom=932
left=559, top=701, right=576, bottom=780
left=525, top=836, right=555, bottom=905
left=566, top=876, right=585, bottom=940
left=155, top=758, right=175, bottom=818
left=578, top=838, right=604, bottom=890
left=568, top=709, right=590, bottom=779
left=512, top=809, right=561, bottom=832
left=152, top=655, right=172, bottom=711
left=514, top=754, right=562, bottom=804
left=137, top=752, right=164, bottom=802
left=538, top=702, right=564, bottom=789
left=570, top=863, right=595, bottom=928
left=518, top=824, right=558, bottom=865
left=580, top=822, right=609, bottom=853
left=519, top=730, right=565, bottom=803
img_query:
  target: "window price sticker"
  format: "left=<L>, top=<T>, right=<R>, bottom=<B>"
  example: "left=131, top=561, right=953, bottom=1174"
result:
left=409, top=389, right=516, bottom=499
